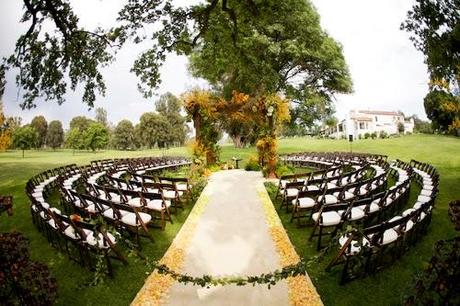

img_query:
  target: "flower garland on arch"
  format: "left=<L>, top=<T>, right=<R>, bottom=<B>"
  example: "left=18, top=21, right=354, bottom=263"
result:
left=182, top=89, right=290, bottom=178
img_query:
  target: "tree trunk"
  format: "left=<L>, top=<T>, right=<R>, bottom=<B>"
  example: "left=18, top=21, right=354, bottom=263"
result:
left=267, top=116, right=276, bottom=178
left=22, top=149, right=24, bottom=158
left=231, top=134, right=244, bottom=148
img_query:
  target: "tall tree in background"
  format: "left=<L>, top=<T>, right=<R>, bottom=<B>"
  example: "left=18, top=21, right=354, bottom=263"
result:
left=82, top=122, right=109, bottom=152
left=46, top=120, right=64, bottom=150
left=155, top=93, right=186, bottom=146
left=402, top=0, right=460, bottom=134
left=95, top=107, right=108, bottom=127
left=65, top=128, right=85, bottom=153
left=138, top=112, right=172, bottom=149
left=424, top=89, right=459, bottom=133
left=112, top=119, right=137, bottom=150
left=30, top=115, right=47, bottom=148
left=12, top=126, right=37, bottom=158
left=69, top=116, right=94, bottom=132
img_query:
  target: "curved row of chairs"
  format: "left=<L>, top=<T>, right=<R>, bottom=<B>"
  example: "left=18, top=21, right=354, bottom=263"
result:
left=279, top=152, right=438, bottom=283
left=26, top=156, right=191, bottom=275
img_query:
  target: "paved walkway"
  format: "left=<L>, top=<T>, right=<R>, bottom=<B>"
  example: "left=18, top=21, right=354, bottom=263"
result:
left=132, top=170, right=322, bottom=306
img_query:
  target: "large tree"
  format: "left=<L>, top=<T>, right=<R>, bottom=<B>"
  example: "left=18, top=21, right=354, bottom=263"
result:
left=46, top=120, right=64, bottom=149
left=95, top=107, right=108, bottom=127
left=401, top=0, right=460, bottom=87
left=402, top=0, right=460, bottom=134
left=69, top=116, right=93, bottom=132
left=65, top=128, right=85, bottom=153
left=138, top=112, right=172, bottom=149
left=3, top=1, right=351, bottom=110
left=112, top=119, right=137, bottom=150
left=12, top=126, right=37, bottom=158
left=82, top=122, right=109, bottom=152
left=155, top=93, right=186, bottom=146
left=30, top=115, right=47, bottom=149
left=187, top=0, right=352, bottom=145
left=424, top=89, right=459, bottom=133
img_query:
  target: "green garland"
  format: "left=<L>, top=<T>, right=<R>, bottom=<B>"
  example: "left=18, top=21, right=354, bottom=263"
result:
left=145, top=258, right=308, bottom=289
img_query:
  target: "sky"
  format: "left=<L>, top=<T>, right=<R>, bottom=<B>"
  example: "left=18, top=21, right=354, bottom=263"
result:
left=0, top=0, right=430, bottom=129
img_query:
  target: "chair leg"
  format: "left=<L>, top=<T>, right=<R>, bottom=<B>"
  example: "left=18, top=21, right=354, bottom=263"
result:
left=317, top=227, right=323, bottom=251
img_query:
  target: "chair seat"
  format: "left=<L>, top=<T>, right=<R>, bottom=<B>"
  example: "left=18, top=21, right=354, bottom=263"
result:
left=127, top=197, right=144, bottom=207
left=371, top=228, right=399, bottom=245
left=318, top=194, right=337, bottom=205
left=423, top=184, right=434, bottom=191
left=417, top=195, right=431, bottom=203
left=121, top=212, right=152, bottom=226
left=103, top=208, right=129, bottom=220
left=285, top=188, right=299, bottom=198
left=73, top=199, right=84, bottom=208
left=146, top=199, right=171, bottom=211
left=333, top=191, right=354, bottom=200
left=357, top=202, right=380, bottom=214
left=86, top=232, right=117, bottom=249
left=312, top=211, right=341, bottom=226
left=305, top=185, right=320, bottom=191
left=64, top=227, right=92, bottom=240
left=47, top=219, right=65, bottom=230
left=420, top=189, right=432, bottom=197
left=86, top=204, right=109, bottom=214
left=108, top=193, right=125, bottom=203
left=293, top=197, right=315, bottom=208
left=396, top=207, right=411, bottom=218
left=339, top=235, right=370, bottom=255
left=176, top=183, right=188, bottom=192
left=359, top=186, right=369, bottom=195
left=347, top=207, right=365, bottom=221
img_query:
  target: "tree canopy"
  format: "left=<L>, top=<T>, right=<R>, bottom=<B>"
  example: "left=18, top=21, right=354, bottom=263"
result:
left=30, top=115, right=47, bottom=148
left=12, top=125, right=37, bottom=157
left=137, top=112, right=172, bottom=149
left=2, top=0, right=352, bottom=112
left=112, top=119, right=137, bottom=150
left=401, top=0, right=460, bottom=86
left=82, top=122, right=109, bottom=152
left=155, top=93, right=187, bottom=146
left=46, top=120, right=64, bottom=149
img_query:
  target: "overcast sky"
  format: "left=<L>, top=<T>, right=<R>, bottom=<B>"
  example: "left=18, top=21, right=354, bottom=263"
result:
left=0, top=0, right=429, bottom=129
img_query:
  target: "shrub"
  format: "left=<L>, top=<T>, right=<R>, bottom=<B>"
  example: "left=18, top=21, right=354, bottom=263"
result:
left=275, top=164, right=295, bottom=177
left=245, top=156, right=261, bottom=171
left=379, top=131, right=388, bottom=139
left=403, top=238, right=460, bottom=305
left=0, top=232, right=57, bottom=306
left=364, top=132, right=370, bottom=139
left=370, top=132, right=378, bottom=139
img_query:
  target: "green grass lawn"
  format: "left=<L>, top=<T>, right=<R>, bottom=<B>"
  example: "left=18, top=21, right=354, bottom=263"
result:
left=0, top=134, right=459, bottom=305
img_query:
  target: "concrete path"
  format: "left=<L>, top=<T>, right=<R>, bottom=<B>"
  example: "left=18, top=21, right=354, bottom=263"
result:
left=166, top=170, right=288, bottom=305
left=132, top=169, right=322, bottom=306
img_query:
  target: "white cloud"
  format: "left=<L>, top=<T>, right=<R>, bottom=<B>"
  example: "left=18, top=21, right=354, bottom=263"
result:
left=0, top=0, right=429, bottom=129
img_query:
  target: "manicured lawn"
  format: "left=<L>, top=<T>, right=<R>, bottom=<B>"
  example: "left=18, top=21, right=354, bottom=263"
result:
left=0, top=134, right=458, bottom=305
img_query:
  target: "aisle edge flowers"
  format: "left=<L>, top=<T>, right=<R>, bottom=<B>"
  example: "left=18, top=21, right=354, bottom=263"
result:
left=257, top=185, right=323, bottom=306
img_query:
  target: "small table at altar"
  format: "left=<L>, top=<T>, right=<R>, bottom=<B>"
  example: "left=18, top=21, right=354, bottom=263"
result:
left=232, top=157, right=242, bottom=169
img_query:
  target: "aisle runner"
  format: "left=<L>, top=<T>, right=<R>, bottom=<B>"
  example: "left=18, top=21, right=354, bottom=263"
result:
left=131, top=170, right=322, bottom=306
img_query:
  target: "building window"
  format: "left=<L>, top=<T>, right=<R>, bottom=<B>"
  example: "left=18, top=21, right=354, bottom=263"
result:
left=359, top=122, right=365, bottom=129
left=375, top=116, right=378, bottom=122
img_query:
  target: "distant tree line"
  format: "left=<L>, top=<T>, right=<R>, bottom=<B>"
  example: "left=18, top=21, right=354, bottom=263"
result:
left=0, top=93, right=188, bottom=156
